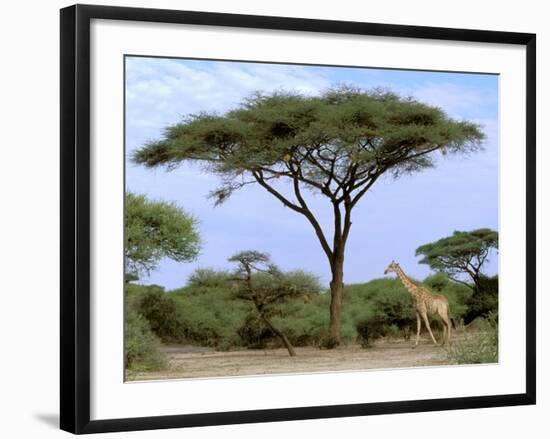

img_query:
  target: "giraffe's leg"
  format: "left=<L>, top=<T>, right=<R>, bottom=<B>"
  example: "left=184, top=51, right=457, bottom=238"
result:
left=421, top=312, right=438, bottom=345
left=441, top=320, right=447, bottom=346
left=439, top=305, right=452, bottom=345
left=414, top=312, right=421, bottom=347
left=441, top=313, right=452, bottom=345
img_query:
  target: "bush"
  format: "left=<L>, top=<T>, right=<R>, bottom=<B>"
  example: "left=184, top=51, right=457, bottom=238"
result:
left=446, top=313, right=498, bottom=364
left=187, top=268, right=232, bottom=289
left=355, top=318, right=389, bottom=347
left=132, top=286, right=185, bottom=343
left=344, top=278, right=415, bottom=345
left=125, top=270, right=494, bottom=353
left=124, top=302, right=166, bottom=374
left=171, top=285, right=251, bottom=349
left=237, top=314, right=274, bottom=348
left=463, top=276, right=498, bottom=324
left=272, top=293, right=330, bottom=347
left=319, top=336, right=340, bottom=350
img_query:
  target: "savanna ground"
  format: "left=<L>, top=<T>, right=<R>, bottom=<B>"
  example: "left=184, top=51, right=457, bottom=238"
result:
left=127, top=331, right=477, bottom=381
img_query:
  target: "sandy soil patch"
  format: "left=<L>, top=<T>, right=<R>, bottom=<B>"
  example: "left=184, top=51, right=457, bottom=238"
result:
left=128, top=336, right=462, bottom=381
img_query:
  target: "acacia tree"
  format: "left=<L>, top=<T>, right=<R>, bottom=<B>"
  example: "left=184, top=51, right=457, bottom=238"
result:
left=125, top=192, right=201, bottom=278
left=228, top=250, right=321, bottom=356
left=133, top=86, right=484, bottom=344
left=415, top=228, right=498, bottom=291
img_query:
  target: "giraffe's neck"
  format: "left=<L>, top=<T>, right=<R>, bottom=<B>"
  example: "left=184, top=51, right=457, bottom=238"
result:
left=395, top=266, right=419, bottom=299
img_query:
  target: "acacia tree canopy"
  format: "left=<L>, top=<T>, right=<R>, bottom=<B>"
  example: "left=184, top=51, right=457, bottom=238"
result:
left=133, top=86, right=485, bottom=343
left=415, top=228, right=498, bottom=290
left=125, top=192, right=201, bottom=277
left=134, top=87, right=484, bottom=212
left=229, top=251, right=321, bottom=306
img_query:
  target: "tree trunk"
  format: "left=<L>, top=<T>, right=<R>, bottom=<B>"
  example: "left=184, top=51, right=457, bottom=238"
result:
left=472, top=273, right=482, bottom=294
left=259, top=313, right=296, bottom=357
left=328, top=251, right=345, bottom=346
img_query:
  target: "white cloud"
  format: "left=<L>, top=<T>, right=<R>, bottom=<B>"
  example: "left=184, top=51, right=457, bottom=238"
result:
left=125, top=57, right=332, bottom=148
left=409, top=81, right=497, bottom=120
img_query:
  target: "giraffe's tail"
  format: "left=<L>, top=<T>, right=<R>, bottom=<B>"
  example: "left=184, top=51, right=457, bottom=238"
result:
left=450, top=318, right=456, bottom=329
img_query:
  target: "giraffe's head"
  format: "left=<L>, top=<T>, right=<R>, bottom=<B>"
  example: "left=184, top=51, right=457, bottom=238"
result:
left=384, top=260, right=399, bottom=275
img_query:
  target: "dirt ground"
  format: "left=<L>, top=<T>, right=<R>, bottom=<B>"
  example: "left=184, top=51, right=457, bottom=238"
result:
left=128, top=336, right=461, bottom=381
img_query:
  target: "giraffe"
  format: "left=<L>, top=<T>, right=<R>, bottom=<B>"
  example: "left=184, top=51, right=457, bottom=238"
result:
left=384, top=260, right=454, bottom=346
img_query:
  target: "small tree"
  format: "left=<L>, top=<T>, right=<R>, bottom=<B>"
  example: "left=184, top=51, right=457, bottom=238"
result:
left=416, top=228, right=498, bottom=292
left=125, top=192, right=201, bottom=278
left=228, top=251, right=321, bottom=356
left=133, top=86, right=485, bottom=344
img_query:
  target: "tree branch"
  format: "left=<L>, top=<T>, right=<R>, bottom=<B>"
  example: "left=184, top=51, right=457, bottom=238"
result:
left=448, top=275, right=475, bottom=289
left=396, top=144, right=442, bottom=163
left=476, top=247, right=490, bottom=272
left=290, top=168, right=334, bottom=260
left=252, top=169, right=334, bottom=261
left=251, top=170, right=304, bottom=214
left=350, top=172, right=381, bottom=208
left=295, top=146, right=340, bottom=185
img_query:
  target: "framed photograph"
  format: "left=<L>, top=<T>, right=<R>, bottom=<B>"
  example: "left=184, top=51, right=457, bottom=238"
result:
left=60, top=4, right=536, bottom=434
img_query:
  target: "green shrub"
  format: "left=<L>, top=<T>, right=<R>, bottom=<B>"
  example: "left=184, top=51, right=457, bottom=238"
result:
left=273, top=293, right=330, bottom=347
left=187, top=268, right=232, bottom=288
left=446, top=313, right=498, bottom=364
left=125, top=270, right=494, bottom=353
left=171, top=285, right=250, bottom=348
left=237, top=314, right=274, bottom=348
left=319, top=335, right=340, bottom=349
left=463, top=275, right=498, bottom=324
left=344, top=278, right=414, bottom=344
left=124, top=302, right=166, bottom=374
left=355, top=318, right=388, bottom=347
left=132, top=286, right=185, bottom=343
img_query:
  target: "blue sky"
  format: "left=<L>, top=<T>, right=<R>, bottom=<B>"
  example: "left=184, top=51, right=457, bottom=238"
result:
left=125, top=56, right=499, bottom=290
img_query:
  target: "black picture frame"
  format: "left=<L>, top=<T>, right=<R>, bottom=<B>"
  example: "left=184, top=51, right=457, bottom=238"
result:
left=60, top=4, right=536, bottom=434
